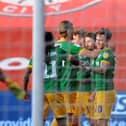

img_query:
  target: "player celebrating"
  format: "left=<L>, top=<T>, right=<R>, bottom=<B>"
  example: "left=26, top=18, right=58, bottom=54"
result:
left=23, top=31, right=64, bottom=125
left=68, top=32, right=96, bottom=126
left=83, top=28, right=116, bottom=126
left=78, top=32, right=96, bottom=125
left=54, top=20, right=84, bottom=126
left=72, top=29, right=86, bottom=47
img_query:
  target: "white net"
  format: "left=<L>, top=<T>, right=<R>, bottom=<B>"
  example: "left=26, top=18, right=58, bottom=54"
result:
left=0, top=0, right=126, bottom=126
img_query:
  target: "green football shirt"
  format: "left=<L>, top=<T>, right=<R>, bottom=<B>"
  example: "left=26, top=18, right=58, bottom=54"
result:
left=92, top=48, right=115, bottom=91
left=56, top=41, right=82, bottom=92
left=27, top=48, right=58, bottom=93
left=77, top=55, right=91, bottom=92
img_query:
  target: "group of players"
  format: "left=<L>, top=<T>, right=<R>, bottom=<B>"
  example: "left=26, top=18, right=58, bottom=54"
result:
left=0, top=20, right=116, bottom=126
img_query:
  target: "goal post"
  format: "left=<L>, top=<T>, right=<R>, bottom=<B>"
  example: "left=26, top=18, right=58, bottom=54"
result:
left=32, top=0, right=45, bottom=126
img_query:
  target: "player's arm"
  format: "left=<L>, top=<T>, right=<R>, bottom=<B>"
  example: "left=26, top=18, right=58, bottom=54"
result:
left=79, top=48, right=100, bottom=59
left=23, top=67, right=32, bottom=93
left=88, top=62, right=110, bottom=102
left=83, top=59, right=110, bottom=74
left=91, top=61, right=110, bottom=74
left=67, top=55, right=80, bottom=66
left=67, top=54, right=90, bottom=72
left=88, top=91, right=96, bottom=102
left=0, top=69, right=6, bottom=82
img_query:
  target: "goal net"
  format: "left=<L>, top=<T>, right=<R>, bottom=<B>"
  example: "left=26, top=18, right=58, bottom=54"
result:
left=0, top=0, right=126, bottom=126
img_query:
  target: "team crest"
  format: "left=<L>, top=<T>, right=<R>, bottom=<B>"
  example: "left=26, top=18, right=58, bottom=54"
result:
left=103, top=52, right=109, bottom=59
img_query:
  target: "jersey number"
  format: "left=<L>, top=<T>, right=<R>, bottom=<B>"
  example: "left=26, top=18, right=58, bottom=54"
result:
left=44, top=60, right=57, bottom=78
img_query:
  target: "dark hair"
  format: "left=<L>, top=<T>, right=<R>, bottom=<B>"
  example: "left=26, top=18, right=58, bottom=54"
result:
left=85, top=32, right=96, bottom=41
left=45, top=31, right=54, bottom=53
left=45, top=31, right=54, bottom=64
left=73, top=29, right=87, bottom=38
left=96, top=28, right=112, bottom=41
left=58, top=20, right=73, bottom=34
left=45, top=31, right=54, bottom=42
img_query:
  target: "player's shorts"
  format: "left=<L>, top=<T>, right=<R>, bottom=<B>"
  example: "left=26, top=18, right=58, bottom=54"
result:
left=45, top=92, right=66, bottom=118
left=92, top=90, right=116, bottom=120
left=79, top=92, right=94, bottom=118
left=50, top=118, right=58, bottom=126
left=45, top=91, right=81, bottom=118
left=44, top=94, right=50, bottom=119
left=66, top=91, right=82, bottom=116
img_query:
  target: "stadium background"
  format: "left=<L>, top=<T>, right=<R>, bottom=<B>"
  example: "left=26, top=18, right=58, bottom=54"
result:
left=0, top=0, right=126, bottom=126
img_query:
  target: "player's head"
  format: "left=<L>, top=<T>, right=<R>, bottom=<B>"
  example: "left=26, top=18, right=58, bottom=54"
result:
left=58, top=20, right=73, bottom=40
left=72, top=29, right=86, bottom=45
left=84, top=32, right=96, bottom=50
left=73, top=28, right=86, bottom=35
left=95, top=28, right=112, bottom=49
left=45, top=31, right=54, bottom=42
left=45, top=31, right=54, bottom=54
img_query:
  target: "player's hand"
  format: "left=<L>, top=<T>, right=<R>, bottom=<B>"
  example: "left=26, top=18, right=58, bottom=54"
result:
left=82, top=65, right=91, bottom=72
left=67, top=54, right=73, bottom=61
left=23, top=91, right=30, bottom=101
left=88, top=92, right=96, bottom=103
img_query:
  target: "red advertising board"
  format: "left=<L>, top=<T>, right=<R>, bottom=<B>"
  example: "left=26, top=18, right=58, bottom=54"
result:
left=0, top=0, right=126, bottom=91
